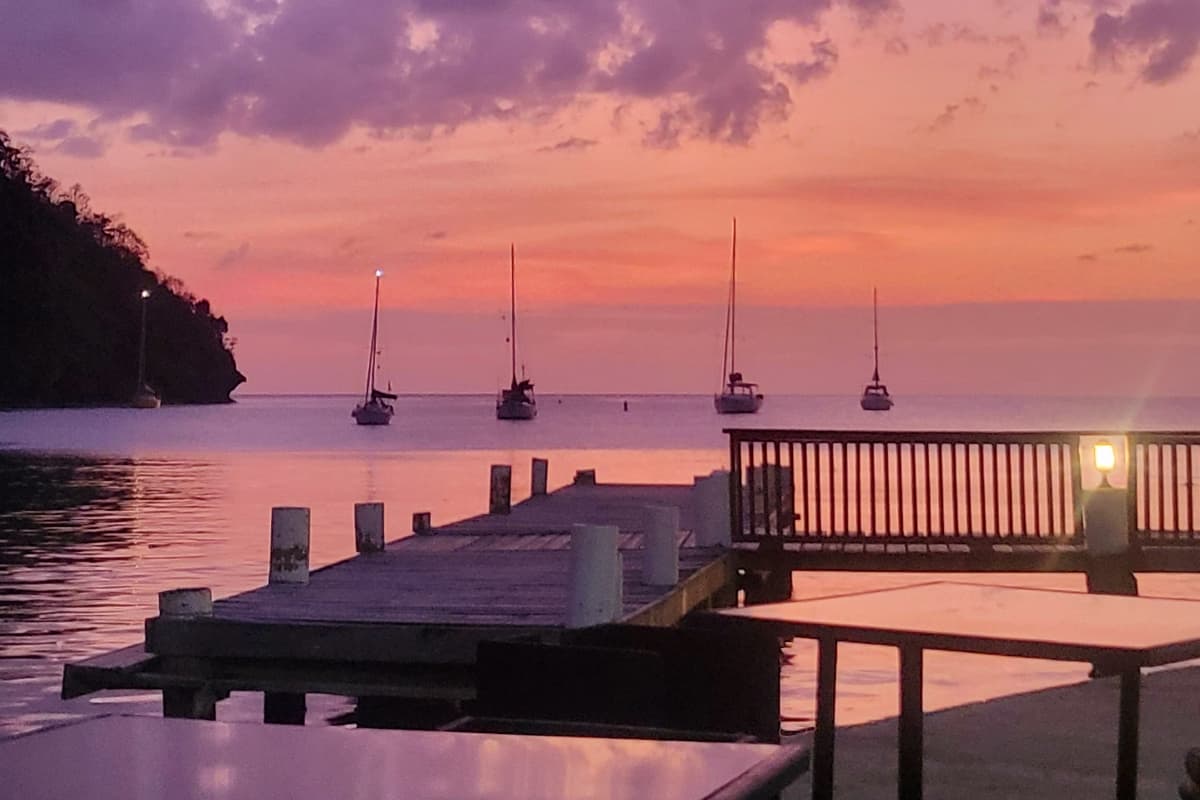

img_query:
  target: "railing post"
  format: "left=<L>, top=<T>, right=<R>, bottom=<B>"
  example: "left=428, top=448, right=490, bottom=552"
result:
left=728, top=432, right=743, bottom=541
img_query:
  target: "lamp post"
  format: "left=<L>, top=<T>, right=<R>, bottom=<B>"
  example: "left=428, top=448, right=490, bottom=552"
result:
left=130, top=288, right=161, bottom=408
left=137, top=289, right=150, bottom=391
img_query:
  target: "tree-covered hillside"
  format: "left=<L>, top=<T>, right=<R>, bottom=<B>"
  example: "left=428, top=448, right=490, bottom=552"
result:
left=0, top=131, right=244, bottom=406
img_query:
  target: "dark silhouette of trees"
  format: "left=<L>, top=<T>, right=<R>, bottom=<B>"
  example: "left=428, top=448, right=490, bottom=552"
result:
left=0, top=130, right=245, bottom=406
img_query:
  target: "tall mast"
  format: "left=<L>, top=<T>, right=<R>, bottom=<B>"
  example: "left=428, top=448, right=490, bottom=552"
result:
left=509, top=244, right=517, bottom=385
left=365, top=270, right=381, bottom=401
left=872, top=287, right=881, bottom=384
left=720, top=218, right=737, bottom=388
left=730, top=217, right=737, bottom=377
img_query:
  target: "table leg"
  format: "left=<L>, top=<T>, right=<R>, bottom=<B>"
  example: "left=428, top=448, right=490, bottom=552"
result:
left=812, top=636, right=838, bottom=800
left=1116, top=668, right=1140, bottom=800
left=898, top=645, right=924, bottom=800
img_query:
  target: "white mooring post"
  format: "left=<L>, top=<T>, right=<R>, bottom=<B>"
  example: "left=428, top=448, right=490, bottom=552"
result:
left=692, top=470, right=732, bottom=547
left=531, top=457, right=549, bottom=496
left=642, top=504, right=680, bottom=586
left=158, top=587, right=213, bottom=618
left=412, top=511, right=432, bottom=535
left=354, top=502, right=385, bottom=554
left=269, top=506, right=311, bottom=584
left=566, top=523, right=623, bottom=628
left=490, top=464, right=512, bottom=514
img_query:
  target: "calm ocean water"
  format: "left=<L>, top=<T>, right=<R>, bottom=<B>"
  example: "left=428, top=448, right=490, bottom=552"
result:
left=2, top=392, right=1200, bottom=737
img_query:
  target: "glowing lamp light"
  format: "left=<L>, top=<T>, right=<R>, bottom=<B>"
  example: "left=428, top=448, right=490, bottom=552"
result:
left=375, top=269, right=384, bottom=278
left=140, top=289, right=150, bottom=299
left=1094, top=441, right=1116, bottom=487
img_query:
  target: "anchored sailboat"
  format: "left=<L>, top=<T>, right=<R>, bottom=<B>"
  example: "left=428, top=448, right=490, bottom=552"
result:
left=860, top=287, right=894, bottom=411
left=496, top=245, right=536, bottom=421
left=714, top=218, right=763, bottom=414
left=352, top=269, right=397, bottom=425
left=131, top=288, right=160, bottom=408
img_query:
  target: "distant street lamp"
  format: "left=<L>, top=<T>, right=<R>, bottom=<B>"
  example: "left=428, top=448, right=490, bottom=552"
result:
left=130, top=288, right=161, bottom=408
left=138, top=289, right=150, bottom=389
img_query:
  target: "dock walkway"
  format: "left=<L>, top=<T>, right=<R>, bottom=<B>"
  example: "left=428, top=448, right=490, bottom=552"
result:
left=65, top=480, right=737, bottom=715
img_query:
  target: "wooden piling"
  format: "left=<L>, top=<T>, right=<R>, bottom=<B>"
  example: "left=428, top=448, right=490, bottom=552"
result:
left=158, top=588, right=213, bottom=618
left=412, top=511, right=432, bottom=535
left=354, top=502, right=385, bottom=554
left=269, top=507, right=310, bottom=584
left=566, top=523, right=622, bottom=628
left=643, top=505, right=679, bottom=586
left=531, top=457, right=549, bottom=496
left=489, top=465, right=512, bottom=514
left=573, top=469, right=596, bottom=486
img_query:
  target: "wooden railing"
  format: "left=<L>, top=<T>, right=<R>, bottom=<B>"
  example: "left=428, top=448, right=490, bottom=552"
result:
left=1130, top=433, right=1200, bottom=545
left=727, top=429, right=1200, bottom=547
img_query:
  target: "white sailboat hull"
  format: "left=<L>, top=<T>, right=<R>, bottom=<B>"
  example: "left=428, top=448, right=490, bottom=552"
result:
left=860, top=393, right=894, bottom=411
left=131, top=390, right=160, bottom=409
left=352, top=401, right=394, bottom=425
left=497, top=399, right=537, bottom=420
left=714, top=392, right=763, bottom=414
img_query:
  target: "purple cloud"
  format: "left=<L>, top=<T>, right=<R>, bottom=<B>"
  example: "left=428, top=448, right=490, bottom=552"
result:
left=0, top=0, right=892, bottom=151
left=217, top=242, right=251, bottom=268
left=1090, top=0, right=1200, bottom=83
left=1113, top=242, right=1154, bottom=253
left=781, top=39, right=839, bottom=84
left=926, top=95, right=986, bottom=133
left=536, top=136, right=598, bottom=153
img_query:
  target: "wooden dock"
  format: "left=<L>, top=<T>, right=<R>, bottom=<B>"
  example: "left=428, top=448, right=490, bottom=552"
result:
left=64, top=478, right=740, bottom=724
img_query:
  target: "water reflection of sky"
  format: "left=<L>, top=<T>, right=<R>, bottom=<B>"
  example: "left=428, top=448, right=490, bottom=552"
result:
left=3, top=394, right=1200, bottom=738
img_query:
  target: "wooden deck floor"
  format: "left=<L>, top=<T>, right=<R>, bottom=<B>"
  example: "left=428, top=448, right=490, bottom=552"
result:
left=141, top=482, right=735, bottom=666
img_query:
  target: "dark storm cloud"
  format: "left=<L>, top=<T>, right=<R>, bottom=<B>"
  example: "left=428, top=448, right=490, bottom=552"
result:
left=0, top=0, right=893, bottom=150
left=1090, top=0, right=1200, bottom=83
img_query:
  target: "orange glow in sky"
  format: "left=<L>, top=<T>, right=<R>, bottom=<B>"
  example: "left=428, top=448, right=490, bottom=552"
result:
left=3, top=1, right=1198, bottom=394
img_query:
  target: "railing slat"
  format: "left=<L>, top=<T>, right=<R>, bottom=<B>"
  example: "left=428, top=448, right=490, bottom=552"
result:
left=1170, top=444, right=1179, bottom=533
left=814, top=442, right=824, bottom=535
left=1187, top=444, right=1194, bottom=536
left=910, top=443, right=919, bottom=537
left=1158, top=443, right=1165, bottom=534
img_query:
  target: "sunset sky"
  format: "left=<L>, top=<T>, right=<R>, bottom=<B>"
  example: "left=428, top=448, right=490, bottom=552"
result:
left=3, top=0, right=1198, bottom=395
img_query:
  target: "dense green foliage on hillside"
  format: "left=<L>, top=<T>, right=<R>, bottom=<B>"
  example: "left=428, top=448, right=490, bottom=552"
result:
left=0, top=131, right=244, bottom=406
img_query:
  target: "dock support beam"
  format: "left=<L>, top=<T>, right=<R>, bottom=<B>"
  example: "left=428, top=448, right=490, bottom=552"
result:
left=264, top=692, right=307, bottom=725
left=163, top=686, right=218, bottom=720
left=489, top=465, right=512, bottom=514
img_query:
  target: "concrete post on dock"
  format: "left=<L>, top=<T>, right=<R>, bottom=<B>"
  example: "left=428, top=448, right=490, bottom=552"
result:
left=158, top=588, right=213, bottom=618
left=489, top=465, right=512, bottom=514
left=566, top=524, right=623, bottom=628
left=531, top=458, right=549, bottom=496
left=692, top=471, right=732, bottom=547
left=270, top=507, right=311, bottom=584
left=354, top=502, right=385, bottom=554
left=157, top=588, right=219, bottom=720
left=642, top=505, right=679, bottom=586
